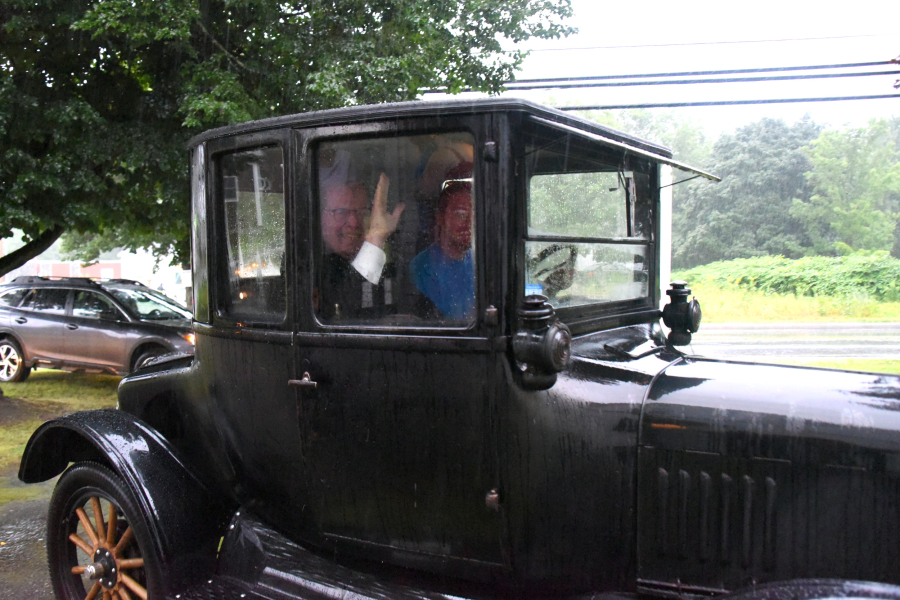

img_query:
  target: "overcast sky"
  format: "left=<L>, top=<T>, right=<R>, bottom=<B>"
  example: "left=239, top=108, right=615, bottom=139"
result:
left=458, top=0, right=900, bottom=136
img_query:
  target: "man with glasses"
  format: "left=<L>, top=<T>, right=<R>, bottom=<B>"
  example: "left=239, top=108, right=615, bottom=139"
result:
left=319, top=173, right=405, bottom=319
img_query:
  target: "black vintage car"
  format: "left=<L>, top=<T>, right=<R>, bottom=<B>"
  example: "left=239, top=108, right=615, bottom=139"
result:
left=18, top=99, right=900, bottom=600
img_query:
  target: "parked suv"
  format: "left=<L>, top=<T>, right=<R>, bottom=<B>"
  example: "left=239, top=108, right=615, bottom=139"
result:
left=17, top=99, right=900, bottom=600
left=0, top=276, right=194, bottom=382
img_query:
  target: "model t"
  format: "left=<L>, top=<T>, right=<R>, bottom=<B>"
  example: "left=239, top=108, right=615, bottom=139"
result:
left=18, top=99, right=900, bottom=600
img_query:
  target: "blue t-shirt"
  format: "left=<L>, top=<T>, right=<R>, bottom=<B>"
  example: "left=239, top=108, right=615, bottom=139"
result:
left=409, top=244, right=474, bottom=320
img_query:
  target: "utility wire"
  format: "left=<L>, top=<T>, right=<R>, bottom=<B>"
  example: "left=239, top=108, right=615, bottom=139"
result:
left=557, top=94, right=900, bottom=110
left=504, top=70, right=900, bottom=91
left=511, top=33, right=893, bottom=53
left=509, top=60, right=896, bottom=85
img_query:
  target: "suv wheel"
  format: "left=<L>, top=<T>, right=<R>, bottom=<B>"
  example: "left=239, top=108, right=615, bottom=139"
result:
left=132, top=347, right=167, bottom=372
left=0, top=339, right=30, bottom=382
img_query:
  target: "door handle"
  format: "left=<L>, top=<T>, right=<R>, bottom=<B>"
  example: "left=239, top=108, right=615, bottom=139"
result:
left=288, top=372, right=318, bottom=388
left=66, top=323, right=78, bottom=330
left=15, top=317, right=26, bottom=324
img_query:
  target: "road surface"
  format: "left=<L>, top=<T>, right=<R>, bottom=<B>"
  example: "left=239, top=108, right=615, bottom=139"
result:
left=689, top=322, right=900, bottom=363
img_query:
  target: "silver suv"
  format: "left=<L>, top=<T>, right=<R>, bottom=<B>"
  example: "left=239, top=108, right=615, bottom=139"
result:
left=0, top=276, right=194, bottom=382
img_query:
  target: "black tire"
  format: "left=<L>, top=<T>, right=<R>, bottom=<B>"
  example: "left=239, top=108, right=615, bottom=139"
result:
left=132, top=347, right=167, bottom=372
left=47, top=462, right=162, bottom=600
left=0, top=338, right=30, bottom=382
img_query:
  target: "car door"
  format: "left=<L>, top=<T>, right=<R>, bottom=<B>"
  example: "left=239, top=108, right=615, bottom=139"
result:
left=12, top=287, right=71, bottom=364
left=292, top=120, right=505, bottom=577
left=65, top=289, right=133, bottom=370
left=199, top=132, right=308, bottom=524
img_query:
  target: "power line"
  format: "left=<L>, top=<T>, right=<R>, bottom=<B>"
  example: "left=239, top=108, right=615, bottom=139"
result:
left=504, top=70, right=900, bottom=91
left=512, top=33, right=893, bottom=53
left=556, top=94, right=900, bottom=110
left=510, top=60, right=896, bottom=85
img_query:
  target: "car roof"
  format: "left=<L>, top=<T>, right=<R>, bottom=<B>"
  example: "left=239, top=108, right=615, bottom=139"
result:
left=187, top=97, right=673, bottom=158
left=1, top=277, right=148, bottom=291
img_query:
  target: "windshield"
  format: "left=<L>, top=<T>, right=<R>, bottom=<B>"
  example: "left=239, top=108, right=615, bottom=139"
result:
left=108, top=287, right=192, bottom=321
left=523, top=122, right=655, bottom=309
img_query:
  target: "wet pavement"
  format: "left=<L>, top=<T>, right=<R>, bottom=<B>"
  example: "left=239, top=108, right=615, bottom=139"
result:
left=0, top=494, right=54, bottom=599
left=689, top=322, right=900, bottom=363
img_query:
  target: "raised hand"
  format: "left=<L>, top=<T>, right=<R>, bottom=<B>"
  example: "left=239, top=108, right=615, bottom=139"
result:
left=365, top=173, right=405, bottom=248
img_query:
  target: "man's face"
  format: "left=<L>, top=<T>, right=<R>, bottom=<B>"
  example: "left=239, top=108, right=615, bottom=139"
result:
left=322, top=185, right=369, bottom=259
left=437, top=188, right=473, bottom=260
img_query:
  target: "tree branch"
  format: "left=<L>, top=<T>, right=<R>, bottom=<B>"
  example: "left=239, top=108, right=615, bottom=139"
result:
left=0, top=225, right=65, bottom=278
left=194, top=19, right=261, bottom=75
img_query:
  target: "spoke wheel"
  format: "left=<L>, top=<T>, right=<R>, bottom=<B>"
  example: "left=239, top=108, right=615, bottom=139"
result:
left=0, top=339, right=30, bottom=382
left=48, top=463, right=161, bottom=600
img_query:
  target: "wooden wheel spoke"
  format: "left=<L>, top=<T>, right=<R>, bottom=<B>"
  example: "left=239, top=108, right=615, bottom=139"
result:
left=106, top=503, right=117, bottom=545
left=69, top=533, right=94, bottom=557
left=113, top=526, right=134, bottom=555
left=117, top=585, right=133, bottom=600
left=71, top=565, right=87, bottom=575
left=76, top=507, right=99, bottom=546
left=117, top=557, right=144, bottom=570
left=120, top=572, right=148, bottom=600
left=103, top=590, right=112, bottom=600
left=90, top=497, right=105, bottom=541
left=84, top=581, right=102, bottom=600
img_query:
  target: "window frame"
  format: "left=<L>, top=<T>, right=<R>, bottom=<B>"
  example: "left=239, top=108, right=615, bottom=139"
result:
left=297, top=116, right=490, bottom=336
left=516, top=117, right=662, bottom=333
left=208, top=130, right=291, bottom=330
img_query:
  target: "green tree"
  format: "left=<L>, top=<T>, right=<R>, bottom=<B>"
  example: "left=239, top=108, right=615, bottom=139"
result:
left=672, top=117, right=821, bottom=269
left=791, top=119, right=900, bottom=256
left=0, top=0, right=574, bottom=275
left=579, top=108, right=711, bottom=167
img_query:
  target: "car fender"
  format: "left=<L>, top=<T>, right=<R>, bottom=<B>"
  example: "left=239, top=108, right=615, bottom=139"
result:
left=722, top=578, right=900, bottom=600
left=0, top=329, right=30, bottom=362
left=18, top=409, right=226, bottom=593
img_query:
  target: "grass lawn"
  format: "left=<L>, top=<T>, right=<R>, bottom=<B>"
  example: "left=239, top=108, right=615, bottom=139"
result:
left=684, top=282, right=900, bottom=323
left=0, top=370, right=119, bottom=507
left=766, top=358, right=900, bottom=375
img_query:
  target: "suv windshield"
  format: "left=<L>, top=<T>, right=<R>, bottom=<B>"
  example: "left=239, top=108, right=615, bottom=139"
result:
left=108, top=287, right=192, bottom=321
left=523, top=121, right=654, bottom=309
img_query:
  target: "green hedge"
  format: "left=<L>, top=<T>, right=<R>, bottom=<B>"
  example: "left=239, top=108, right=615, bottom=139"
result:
left=674, top=253, right=900, bottom=302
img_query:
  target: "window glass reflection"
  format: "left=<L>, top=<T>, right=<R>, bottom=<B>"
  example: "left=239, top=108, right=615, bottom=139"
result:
left=314, top=132, right=476, bottom=326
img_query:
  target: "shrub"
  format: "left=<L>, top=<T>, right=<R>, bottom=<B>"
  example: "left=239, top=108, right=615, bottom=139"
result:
left=674, top=253, right=900, bottom=302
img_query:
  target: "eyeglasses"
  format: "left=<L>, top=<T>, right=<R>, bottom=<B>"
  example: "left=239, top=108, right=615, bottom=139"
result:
left=441, top=177, right=473, bottom=192
left=323, top=207, right=371, bottom=224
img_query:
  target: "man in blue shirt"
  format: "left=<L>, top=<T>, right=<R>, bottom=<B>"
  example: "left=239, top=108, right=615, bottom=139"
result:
left=409, top=164, right=475, bottom=320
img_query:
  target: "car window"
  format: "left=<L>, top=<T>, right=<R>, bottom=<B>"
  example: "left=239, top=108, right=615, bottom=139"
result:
left=22, top=288, right=69, bottom=315
left=0, top=288, right=28, bottom=307
left=108, top=288, right=190, bottom=321
left=72, top=291, right=123, bottom=320
left=523, top=122, right=653, bottom=308
left=314, top=131, right=476, bottom=327
left=218, top=146, right=286, bottom=322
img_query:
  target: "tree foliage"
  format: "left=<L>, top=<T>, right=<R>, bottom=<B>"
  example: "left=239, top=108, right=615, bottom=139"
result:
left=671, top=117, right=821, bottom=269
left=0, top=0, right=574, bottom=274
left=791, top=119, right=900, bottom=256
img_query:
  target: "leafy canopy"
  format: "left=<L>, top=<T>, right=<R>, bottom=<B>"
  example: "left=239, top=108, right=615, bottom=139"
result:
left=0, top=0, right=574, bottom=272
left=791, top=119, right=900, bottom=256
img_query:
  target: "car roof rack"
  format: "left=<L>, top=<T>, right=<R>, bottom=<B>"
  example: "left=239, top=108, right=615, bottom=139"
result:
left=7, top=276, right=150, bottom=288
left=105, top=279, right=148, bottom=287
